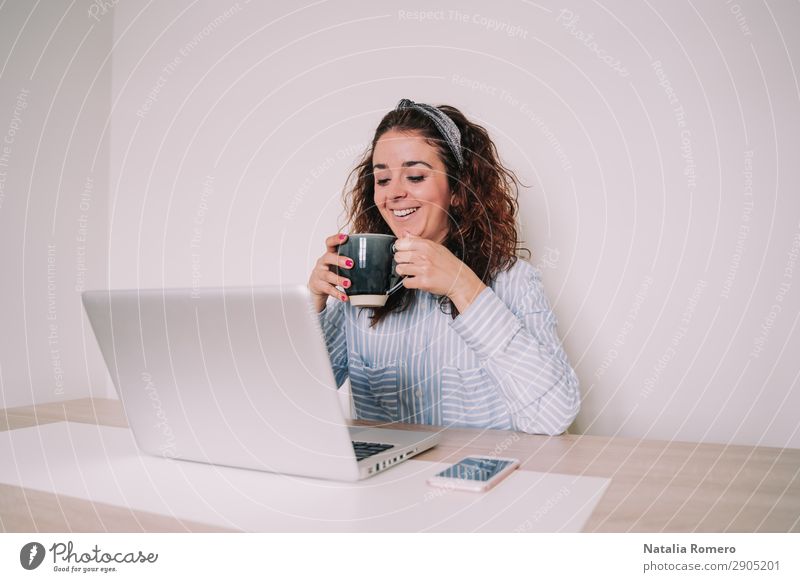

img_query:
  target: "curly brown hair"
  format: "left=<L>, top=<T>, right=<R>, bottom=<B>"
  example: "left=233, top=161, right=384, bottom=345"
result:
left=342, top=103, right=529, bottom=325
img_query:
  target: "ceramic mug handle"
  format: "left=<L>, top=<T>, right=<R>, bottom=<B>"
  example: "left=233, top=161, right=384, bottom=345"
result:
left=387, top=241, right=407, bottom=295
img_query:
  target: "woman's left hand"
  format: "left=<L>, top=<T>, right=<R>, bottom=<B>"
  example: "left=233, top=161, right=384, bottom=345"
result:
left=393, top=233, right=487, bottom=313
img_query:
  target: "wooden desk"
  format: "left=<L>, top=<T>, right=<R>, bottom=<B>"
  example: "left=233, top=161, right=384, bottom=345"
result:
left=2, top=398, right=798, bottom=532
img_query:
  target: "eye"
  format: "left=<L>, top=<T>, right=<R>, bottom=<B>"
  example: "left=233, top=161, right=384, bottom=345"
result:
left=407, top=175, right=425, bottom=183
left=375, top=177, right=390, bottom=186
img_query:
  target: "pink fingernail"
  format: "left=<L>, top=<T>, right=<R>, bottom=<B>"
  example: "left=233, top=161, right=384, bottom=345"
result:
left=345, top=259, right=353, bottom=267
left=341, top=294, right=347, bottom=301
left=339, top=234, right=347, bottom=240
left=342, top=280, right=350, bottom=288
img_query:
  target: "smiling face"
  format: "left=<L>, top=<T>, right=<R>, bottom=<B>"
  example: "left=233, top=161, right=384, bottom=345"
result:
left=371, top=129, right=452, bottom=243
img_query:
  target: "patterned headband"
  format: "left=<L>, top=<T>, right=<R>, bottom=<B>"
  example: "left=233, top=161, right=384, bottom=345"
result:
left=395, top=98, right=464, bottom=169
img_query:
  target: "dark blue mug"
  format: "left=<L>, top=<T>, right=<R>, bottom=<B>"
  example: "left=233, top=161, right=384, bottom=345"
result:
left=336, top=233, right=405, bottom=307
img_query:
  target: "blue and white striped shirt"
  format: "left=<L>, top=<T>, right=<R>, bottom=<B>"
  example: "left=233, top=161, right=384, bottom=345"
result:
left=318, top=259, right=580, bottom=435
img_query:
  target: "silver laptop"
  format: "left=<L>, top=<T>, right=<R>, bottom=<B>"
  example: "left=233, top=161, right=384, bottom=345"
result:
left=82, top=285, right=440, bottom=481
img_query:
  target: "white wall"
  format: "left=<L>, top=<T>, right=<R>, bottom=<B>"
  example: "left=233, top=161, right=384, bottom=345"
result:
left=0, top=1, right=112, bottom=408
left=4, top=1, right=798, bottom=449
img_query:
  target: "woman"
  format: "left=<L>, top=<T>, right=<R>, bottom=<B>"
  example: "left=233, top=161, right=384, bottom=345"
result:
left=308, top=98, right=579, bottom=435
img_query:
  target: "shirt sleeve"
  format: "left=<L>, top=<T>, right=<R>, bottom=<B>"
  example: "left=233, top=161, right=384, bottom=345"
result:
left=449, top=262, right=580, bottom=435
left=317, top=297, right=349, bottom=388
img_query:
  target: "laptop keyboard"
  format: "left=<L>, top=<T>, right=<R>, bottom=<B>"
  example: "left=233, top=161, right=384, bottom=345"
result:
left=352, top=441, right=394, bottom=461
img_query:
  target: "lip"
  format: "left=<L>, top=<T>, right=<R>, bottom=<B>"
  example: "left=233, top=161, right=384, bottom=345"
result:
left=390, top=207, right=420, bottom=221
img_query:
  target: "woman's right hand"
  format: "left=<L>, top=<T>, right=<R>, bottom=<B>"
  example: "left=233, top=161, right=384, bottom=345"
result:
left=308, top=233, right=353, bottom=312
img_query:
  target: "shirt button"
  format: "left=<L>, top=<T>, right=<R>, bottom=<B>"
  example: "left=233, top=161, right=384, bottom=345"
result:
left=415, top=389, right=423, bottom=398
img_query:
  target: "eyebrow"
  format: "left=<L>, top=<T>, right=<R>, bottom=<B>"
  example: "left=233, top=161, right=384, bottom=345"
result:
left=372, top=160, right=433, bottom=170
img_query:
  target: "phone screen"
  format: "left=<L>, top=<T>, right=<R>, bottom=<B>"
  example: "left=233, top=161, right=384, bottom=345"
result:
left=434, top=457, right=514, bottom=482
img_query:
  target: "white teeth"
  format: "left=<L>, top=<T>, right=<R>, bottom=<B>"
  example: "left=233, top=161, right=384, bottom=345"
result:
left=393, top=207, right=418, bottom=217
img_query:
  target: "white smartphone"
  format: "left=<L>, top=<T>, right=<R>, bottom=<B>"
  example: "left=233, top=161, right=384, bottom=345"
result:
left=427, top=456, right=520, bottom=492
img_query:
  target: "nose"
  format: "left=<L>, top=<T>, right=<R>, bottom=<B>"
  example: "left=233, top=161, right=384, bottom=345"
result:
left=389, top=180, right=407, bottom=200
